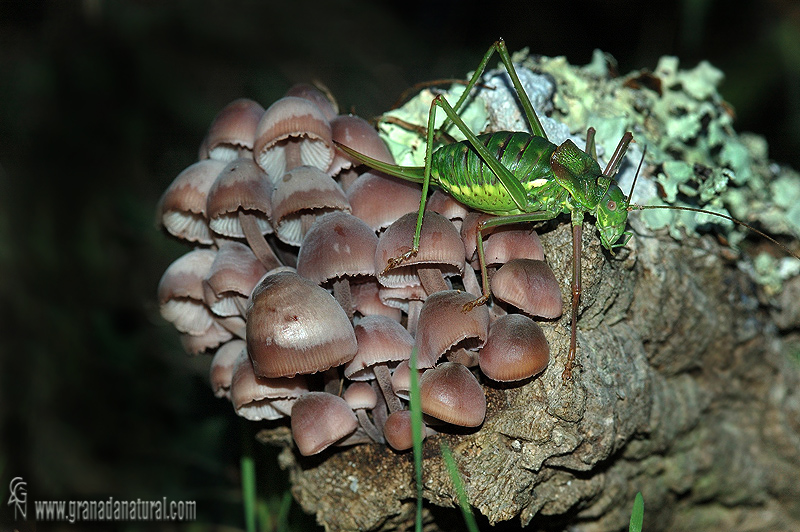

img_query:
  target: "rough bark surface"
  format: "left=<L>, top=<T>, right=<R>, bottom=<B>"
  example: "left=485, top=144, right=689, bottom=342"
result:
left=258, top=218, right=800, bottom=531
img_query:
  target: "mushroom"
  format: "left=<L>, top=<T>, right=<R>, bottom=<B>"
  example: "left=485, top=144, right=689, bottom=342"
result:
left=418, top=362, right=486, bottom=427
left=157, top=249, right=218, bottom=336
left=291, top=392, right=358, bottom=456
left=345, top=315, right=413, bottom=413
left=157, top=159, right=226, bottom=245
left=479, top=314, right=550, bottom=382
left=414, top=290, right=489, bottom=368
left=230, top=349, right=308, bottom=421
left=202, top=241, right=267, bottom=317
left=329, top=115, right=394, bottom=187
left=343, top=381, right=384, bottom=443
left=376, top=211, right=465, bottom=296
left=491, top=259, right=563, bottom=319
left=205, top=98, right=265, bottom=162
left=206, top=157, right=281, bottom=270
left=270, top=165, right=351, bottom=246
left=346, top=171, right=423, bottom=232
left=210, top=339, right=246, bottom=398
left=253, top=96, right=333, bottom=182
left=246, top=270, right=357, bottom=378
left=383, top=410, right=427, bottom=452
left=296, top=211, right=378, bottom=317
left=349, top=279, right=403, bottom=322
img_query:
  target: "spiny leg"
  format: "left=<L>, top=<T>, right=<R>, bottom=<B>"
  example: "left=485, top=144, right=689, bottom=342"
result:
left=563, top=210, right=584, bottom=382
left=442, top=39, right=547, bottom=140
left=462, top=210, right=562, bottom=312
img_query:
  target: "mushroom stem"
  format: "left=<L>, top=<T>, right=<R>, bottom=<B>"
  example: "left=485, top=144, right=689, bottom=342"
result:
left=417, top=266, right=449, bottom=296
left=332, top=278, right=354, bottom=319
left=373, top=364, right=403, bottom=414
left=462, top=265, right=482, bottom=297
left=371, top=381, right=389, bottom=432
left=300, top=212, right=316, bottom=239
left=356, top=409, right=385, bottom=443
left=323, top=367, right=343, bottom=396
left=407, top=300, right=422, bottom=337
left=284, top=140, right=303, bottom=170
left=238, top=211, right=282, bottom=270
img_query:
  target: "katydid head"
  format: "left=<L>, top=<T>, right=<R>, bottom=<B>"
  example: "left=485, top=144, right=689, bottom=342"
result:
left=595, top=183, right=631, bottom=252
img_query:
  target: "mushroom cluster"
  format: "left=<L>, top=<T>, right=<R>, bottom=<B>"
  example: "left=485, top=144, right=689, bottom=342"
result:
left=156, top=85, right=561, bottom=455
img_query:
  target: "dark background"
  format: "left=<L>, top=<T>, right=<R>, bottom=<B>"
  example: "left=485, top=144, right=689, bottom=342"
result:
left=2, top=1, right=799, bottom=530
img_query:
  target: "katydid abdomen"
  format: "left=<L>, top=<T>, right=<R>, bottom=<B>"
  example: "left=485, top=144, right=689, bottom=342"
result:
left=431, top=132, right=569, bottom=216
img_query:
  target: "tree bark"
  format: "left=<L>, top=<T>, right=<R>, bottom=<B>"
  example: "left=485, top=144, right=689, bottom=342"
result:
left=258, top=217, right=800, bottom=531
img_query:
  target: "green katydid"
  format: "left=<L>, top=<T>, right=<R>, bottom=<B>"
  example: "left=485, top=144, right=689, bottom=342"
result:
left=336, top=39, right=799, bottom=382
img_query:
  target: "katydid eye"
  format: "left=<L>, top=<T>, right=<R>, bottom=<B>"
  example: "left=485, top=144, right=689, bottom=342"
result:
left=607, top=200, right=617, bottom=211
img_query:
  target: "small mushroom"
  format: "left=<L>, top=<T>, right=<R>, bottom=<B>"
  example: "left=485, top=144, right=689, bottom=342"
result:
left=414, top=290, right=489, bottom=368
left=343, top=381, right=383, bottom=443
left=202, top=242, right=267, bottom=317
left=205, top=98, right=265, bottom=162
left=206, top=158, right=281, bottom=269
left=376, top=211, right=464, bottom=296
left=157, top=159, right=226, bottom=245
left=296, top=211, right=377, bottom=317
left=270, top=166, right=351, bottom=246
left=345, top=315, right=413, bottom=413
left=418, top=362, right=486, bottom=427
left=246, top=271, right=357, bottom=378
left=230, top=349, right=309, bottom=421
left=382, top=410, right=427, bottom=452
left=491, top=259, right=563, bottom=319
left=210, top=339, right=246, bottom=398
left=286, top=82, right=338, bottom=121
left=291, top=392, right=358, bottom=456
left=253, top=96, right=333, bottom=181
left=479, top=314, right=550, bottom=382
left=346, top=171, right=423, bottom=232
left=157, top=249, right=218, bottom=336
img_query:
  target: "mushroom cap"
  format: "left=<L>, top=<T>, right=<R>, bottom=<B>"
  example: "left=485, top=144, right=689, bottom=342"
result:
left=343, top=381, right=378, bottom=410
left=460, top=214, right=544, bottom=265
left=157, top=159, right=227, bottom=244
left=491, top=259, right=563, bottom=318
left=350, top=279, right=403, bottom=321
left=383, top=410, right=422, bottom=451
left=270, top=166, right=351, bottom=246
left=206, top=158, right=273, bottom=238
left=291, top=392, right=358, bottom=456
left=414, top=290, right=489, bottom=368
left=158, top=249, right=217, bottom=335
left=375, top=211, right=464, bottom=288
left=203, top=242, right=267, bottom=317
left=230, top=349, right=309, bottom=421
left=210, top=339, right=246, bottom=398
left=344, top=315, right=414, bottom=380
left=206, top=98, right=265, bottom=162
left=346, top=172, right=423, bottom=232
left=297, top=211, right=378, bottom=284
left=419, top=362, right=486, bottom=427
left=285, top=83, right=338, bottom=121
left=246, top=271, right=357, bottom=378
left=181, top=320, right=233, bottom=355
left=426, top=189, right=469, bottom=224
left=479, top=314, right=550, bottom=382
left=329, top=115, right=393, bottom=177
left=253, top=96, right=333, bottom=181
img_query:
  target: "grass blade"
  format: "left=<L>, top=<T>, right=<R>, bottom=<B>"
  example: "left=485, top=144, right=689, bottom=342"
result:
left=629, top=491, right=644, bottom=532
left=440, top=443, right=479, bottom=532
left=241, top=423, right=258, bottom=532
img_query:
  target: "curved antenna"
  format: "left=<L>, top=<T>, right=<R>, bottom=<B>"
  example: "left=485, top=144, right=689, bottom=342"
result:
left=627, top=145, right=647, bottom=201
left=629, top=203, right=800, bottom=261
left=603, top=132, right=633, bottom=177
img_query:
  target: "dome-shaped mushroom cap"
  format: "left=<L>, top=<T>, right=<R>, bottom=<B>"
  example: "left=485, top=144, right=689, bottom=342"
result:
left=329, top=115, right=394, bottom=177
left=253, top=96, right=333, bottom=181
left=291, top=392, right=358, bottom=456
left=158, top=249, right=217, bottom=335
left=210, top=339, right=246, bottom=398
left=297, top=212, right=378, bottom=284
left=344, top=315, right=414, bottom=380
left=419, top=362, right=486, bottom=427
left=346, top=172, right=423, bottom=232
left=203, top=242, right=267, bottom=317
left=491, top=259, right=562, bottom=318
left=158, top=159, right=227, bottom=244
left=375, top=211, right=464, bottom=288
left=246, top=271, right=357, bottom=378
left=414, top=290, right=489, bottom=368
left=479, top=314, right=550, bottom=382
left=285, top=83, right=338, bottom=121
left=206, top=98, right=265, bottom=162
left=383, top=410, right=421, bottom=451
left=343, top=381, right=378, bottom=410
left=206, top=158, right=273, bottom=238
left=270, top=165, right=351, bottom=246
